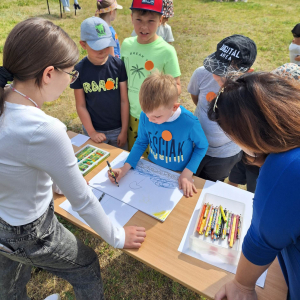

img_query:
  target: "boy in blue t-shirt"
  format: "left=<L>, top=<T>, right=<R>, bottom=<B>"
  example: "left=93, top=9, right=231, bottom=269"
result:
left=71, top=17, right=129, bottom=148
left=108, top=73, right=208, bottom=197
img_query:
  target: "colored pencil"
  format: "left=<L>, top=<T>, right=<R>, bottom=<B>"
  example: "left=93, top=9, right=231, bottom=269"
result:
left=196, top=203, right=207, bottom=232
left=229, top=215, right=237, bottom=248
left=219, top=205, right=228, bottom=223
left=228, top=213, right=234, bottom=243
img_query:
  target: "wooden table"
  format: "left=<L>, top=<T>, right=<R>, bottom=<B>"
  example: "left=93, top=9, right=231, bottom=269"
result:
left=54, top=131, right=288, bottom=300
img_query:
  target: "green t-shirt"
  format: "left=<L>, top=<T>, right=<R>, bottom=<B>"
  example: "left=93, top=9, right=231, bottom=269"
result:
left=121, top=36, right=181, bottom=119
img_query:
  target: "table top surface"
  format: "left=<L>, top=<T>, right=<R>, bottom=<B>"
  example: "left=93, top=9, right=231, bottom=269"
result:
left=54, top=131, right=287, bottom=300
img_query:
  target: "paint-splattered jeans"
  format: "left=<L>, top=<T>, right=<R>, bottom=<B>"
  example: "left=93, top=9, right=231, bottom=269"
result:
left=0, top=201, right=104, bottom=300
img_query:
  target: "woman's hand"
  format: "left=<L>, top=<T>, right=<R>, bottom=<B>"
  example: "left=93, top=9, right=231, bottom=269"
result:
left=123, top=226, right=146, bottom=248
left=215, top=279, right=258, bottom=300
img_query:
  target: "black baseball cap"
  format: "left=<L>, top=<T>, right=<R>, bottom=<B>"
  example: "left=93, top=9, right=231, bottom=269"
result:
left=292, top=24, right=300, bottom=37
left=203, top=34, right=257, bottom=77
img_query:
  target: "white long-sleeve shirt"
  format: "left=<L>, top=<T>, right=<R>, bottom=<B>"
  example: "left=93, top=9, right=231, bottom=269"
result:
left=0, top=102, right=125, bottom=248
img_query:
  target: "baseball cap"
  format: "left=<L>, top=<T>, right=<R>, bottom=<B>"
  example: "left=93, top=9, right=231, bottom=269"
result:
left=80, top=17, right=116, bottom=51
left=292, top=23, right=300, bottom=37
left=130, top=0, right=163, bottom=14
left=203, top=34, right=257, bottom=77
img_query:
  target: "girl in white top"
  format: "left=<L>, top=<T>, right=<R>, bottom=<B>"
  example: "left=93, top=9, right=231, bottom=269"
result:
left=0, top=18, right=145, bottom=300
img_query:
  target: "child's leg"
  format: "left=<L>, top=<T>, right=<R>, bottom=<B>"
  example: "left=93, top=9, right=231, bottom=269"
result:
left=128, top=115, right=139, bottom=150
left=0, top=201, right=104, bottom=300
left=127, top=115, right=149, bottom=157
left=195, top=151, right=243, bottom=182
left=103, top=127, right=128, bottom=150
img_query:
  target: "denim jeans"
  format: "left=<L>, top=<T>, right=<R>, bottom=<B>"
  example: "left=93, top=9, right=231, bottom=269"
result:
left=82, top=126, right=128, bottom=150
left=0, top=201, right=104, bottom=300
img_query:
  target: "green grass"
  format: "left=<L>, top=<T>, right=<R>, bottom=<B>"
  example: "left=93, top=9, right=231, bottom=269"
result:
left=0, top=0, right=297, bottom=298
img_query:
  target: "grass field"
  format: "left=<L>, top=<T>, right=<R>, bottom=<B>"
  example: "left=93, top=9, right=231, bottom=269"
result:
left=0, top=0, right=299, bottom=299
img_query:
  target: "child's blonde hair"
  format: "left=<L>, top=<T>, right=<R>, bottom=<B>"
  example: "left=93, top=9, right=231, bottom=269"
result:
left=139, top=72, right=178, bottom=113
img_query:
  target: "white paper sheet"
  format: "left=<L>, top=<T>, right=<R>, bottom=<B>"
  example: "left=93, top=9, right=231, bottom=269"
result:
left=89, top=151, right=184, bottom=222
left=59, top=187, right=138, bottom=228
left=71, top=134, right=90, bottom=147
left=178, top=180, right=267, bottom=288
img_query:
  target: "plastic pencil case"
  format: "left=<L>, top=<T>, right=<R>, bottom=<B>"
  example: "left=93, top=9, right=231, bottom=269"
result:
left=189, top=193, right=245, bottom=266
left=75, top=144, right=110, bottom=176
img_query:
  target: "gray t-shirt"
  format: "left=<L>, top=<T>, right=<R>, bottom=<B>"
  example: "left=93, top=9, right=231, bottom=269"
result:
left=188, top=66, right=240, bottom=158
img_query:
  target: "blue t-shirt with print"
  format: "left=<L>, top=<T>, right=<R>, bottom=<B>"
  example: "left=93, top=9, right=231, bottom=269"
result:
left=110, top=26, right=120, bottom=58
left=126, top=106, right=208, bottom=173
left=70, top=55, right=127, bottom=131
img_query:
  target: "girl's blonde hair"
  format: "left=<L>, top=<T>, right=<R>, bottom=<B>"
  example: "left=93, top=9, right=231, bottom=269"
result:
left=0, top=18, right=79, bottom=117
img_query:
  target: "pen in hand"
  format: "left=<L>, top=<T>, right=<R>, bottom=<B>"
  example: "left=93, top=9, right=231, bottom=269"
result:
left=107, top=160, right=119, bottom=187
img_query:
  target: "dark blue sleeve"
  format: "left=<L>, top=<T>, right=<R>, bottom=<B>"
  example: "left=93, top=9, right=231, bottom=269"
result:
left=125, top=112, right=149, bottom=168
left=186, top=118, right=208, bottom=173
left=242, top=157, right=300, bottom=266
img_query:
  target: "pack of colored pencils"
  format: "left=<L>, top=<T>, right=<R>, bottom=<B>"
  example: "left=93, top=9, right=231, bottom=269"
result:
left=195, top=203, right=242, bottom=248
left=75, top=144, right=110, bottom=176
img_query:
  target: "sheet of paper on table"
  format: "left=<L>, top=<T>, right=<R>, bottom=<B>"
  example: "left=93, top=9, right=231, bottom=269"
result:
left=178, top=180, right=268, bottom=288
left=71, top=134, right=90, bottom=147
left=89, top=151, right=184, bottom=222
left=59, top=187, right=138, bottom=228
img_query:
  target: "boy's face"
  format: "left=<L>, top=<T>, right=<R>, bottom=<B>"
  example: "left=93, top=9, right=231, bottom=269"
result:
left=145, top=102, right=180, bottom=124
left=131, top=11, right=162, bottom=44
left=79, top=41, right=110, bottom=65
left=292, top=35, right=300, bottom=46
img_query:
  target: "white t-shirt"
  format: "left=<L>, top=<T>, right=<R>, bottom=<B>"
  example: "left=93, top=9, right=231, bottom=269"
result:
left=187, top=67, right=241, bottom=158
left=289, top=43, right=300, bottom=66
left=0, top=102, right=125, bottom=248
left=131, top=23, right=174, bottom=43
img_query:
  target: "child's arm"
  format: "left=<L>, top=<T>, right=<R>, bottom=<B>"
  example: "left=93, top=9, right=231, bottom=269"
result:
left=117, top=81, right=129, bottom=148
left=108, top=112, right=149, bottom=184
left=190, top=94, right=198, bottom=106
left=74, top=89, right=106, bottom=143
left=295, top=55, right=300, bottom=61
left=178, top=120, right=208, bottom=197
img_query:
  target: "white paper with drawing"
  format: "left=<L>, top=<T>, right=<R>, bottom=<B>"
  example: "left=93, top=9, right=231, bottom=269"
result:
left=89, top=151, right=184, bottom=221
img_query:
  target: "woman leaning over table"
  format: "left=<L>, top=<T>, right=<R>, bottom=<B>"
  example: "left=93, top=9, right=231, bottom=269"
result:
left=210, top=72, right=300, bottom=300
left=0, top=18, right=145, bottom=300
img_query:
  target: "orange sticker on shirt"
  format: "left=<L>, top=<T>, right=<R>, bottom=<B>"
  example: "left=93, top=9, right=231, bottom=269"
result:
left=206, top=91, right=217, bottom=102
left=115, top=33, right=118, bottom=40
left=145, top=60, right=154, bottom=71
left=162, top=130, right=172, bottom=141
left=105, top=80, right=114, bottom=90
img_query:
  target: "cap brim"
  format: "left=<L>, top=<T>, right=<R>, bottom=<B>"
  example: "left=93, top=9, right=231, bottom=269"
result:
left=116, top=4, right=123, bottom=9
left=87, top=38, right=117, bottom=51
left=203, top=53, right=230, bottom=77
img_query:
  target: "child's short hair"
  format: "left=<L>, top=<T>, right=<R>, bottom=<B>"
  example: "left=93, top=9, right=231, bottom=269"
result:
left=139, top=72, right=178, bottom=113
left=132, top=9, right=162, bottom=19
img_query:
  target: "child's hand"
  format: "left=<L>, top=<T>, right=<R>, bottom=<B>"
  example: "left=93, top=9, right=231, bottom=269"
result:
left=90, top=131, right=106, bottom=143
left=123, top=226, right=146, bottom=248
left=107, top=163, right=131, bottom=184
left=117, top=130, right=127, bottom=148
left=178, top=168, right=197, bottom=198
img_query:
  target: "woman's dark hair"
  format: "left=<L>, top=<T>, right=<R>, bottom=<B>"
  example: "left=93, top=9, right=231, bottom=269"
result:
left=208, top=72, right=300, bottom=157
left=0, top=17, right=79, bottom=117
